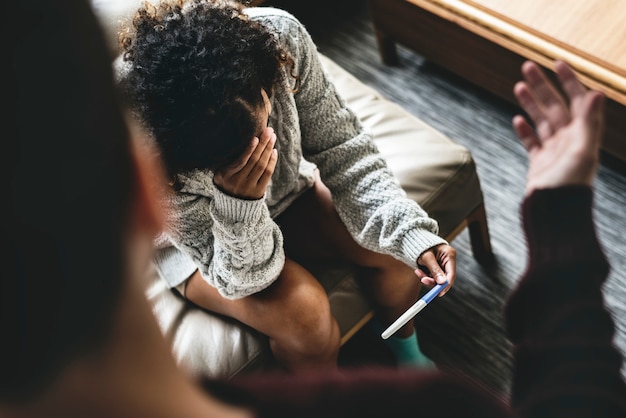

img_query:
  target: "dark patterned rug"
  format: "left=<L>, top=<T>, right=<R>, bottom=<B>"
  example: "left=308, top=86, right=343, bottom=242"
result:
left=265, top=0, right=626, bottom=400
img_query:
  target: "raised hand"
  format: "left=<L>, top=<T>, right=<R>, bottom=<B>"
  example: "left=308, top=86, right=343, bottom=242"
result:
left=512, top=60, right=605, bottom=195
left=213, top=127, right=278, bottom=200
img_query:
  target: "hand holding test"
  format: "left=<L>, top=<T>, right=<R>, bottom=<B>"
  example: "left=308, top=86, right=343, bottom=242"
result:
left=381, top=281, right=449, bottom=339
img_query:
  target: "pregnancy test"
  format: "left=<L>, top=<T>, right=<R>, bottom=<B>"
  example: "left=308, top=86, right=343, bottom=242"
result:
left=381, top=281, right=449, bottom=339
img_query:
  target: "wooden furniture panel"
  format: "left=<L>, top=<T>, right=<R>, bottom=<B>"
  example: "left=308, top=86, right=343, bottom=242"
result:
left=369, top=0, right=626, bottom=163
left=469, top=0, right=626, bottom=74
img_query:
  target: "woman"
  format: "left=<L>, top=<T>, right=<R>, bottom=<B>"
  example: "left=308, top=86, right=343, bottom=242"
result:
left=118, top=0, right=457, bottom=371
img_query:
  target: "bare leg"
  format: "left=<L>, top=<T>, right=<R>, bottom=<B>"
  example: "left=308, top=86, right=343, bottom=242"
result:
left=277, top=175, right=421, bottom=338
left=184, top=259, right=340, bottom=373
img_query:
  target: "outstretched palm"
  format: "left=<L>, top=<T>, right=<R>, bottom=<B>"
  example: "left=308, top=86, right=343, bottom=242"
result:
left=512, top=60, right=605, bottom=195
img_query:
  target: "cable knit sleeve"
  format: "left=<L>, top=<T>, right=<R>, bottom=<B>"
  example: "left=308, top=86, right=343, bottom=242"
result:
left=270, top=14, right=446, bottom=267
left=155, top=169, right=284, bottom=300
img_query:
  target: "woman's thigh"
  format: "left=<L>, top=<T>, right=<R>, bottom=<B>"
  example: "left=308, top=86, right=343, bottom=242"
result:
left=184, top=258, right=333, bottom=337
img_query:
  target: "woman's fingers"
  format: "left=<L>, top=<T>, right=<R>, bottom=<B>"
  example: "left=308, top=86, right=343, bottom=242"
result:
left=227, top=136, right=259, bottom=173
left=417, top=250, right=446, bottom=284
left=241, top=127, right=275, bottom=176
left=247, top=128, right=276, bottom=181
left=258, top=149, right=278, bottom=188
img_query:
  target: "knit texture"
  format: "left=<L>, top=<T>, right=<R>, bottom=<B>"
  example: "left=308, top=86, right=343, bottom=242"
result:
left=152, top=7, right=446, bottom=299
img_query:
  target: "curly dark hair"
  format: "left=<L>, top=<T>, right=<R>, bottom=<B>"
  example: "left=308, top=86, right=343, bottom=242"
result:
left=119, top=0, right=297, bottom=184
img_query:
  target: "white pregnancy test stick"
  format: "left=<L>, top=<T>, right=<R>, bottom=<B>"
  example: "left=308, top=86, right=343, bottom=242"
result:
left=381, top=281, right=449, bottom=339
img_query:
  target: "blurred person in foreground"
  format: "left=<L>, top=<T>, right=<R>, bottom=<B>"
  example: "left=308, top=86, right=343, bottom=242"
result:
left=1, top=0, right=625, bottom=416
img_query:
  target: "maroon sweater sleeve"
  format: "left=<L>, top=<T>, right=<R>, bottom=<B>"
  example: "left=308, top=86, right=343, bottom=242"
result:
left=202, top=368, right=509, bottom=418
left=505, top=186, right=626, bottom=417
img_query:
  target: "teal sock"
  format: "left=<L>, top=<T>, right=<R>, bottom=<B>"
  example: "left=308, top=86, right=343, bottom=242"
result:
left=371, top=319, right=435, bottom=368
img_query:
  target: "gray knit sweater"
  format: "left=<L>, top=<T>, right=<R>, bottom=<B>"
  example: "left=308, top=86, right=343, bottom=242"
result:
left=153, top=7, right=447, bottom=299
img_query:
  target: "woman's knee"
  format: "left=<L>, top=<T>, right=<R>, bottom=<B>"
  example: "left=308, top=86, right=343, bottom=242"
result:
left=358, top=259, right=421, bottom=308
left=267, top=260, right=338, bottom=351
